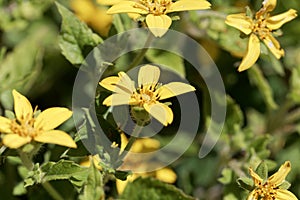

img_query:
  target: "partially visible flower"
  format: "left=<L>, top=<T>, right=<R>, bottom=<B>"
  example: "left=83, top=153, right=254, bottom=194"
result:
left=106, top=0, right=211, bottom=37
left=0, top=90, right=77, bottom=149
left=116, top=133, right=177, bottom=194
left=71, top=0, right=113, bottom=37
left=248, top=161, right=298, bottom=200
left=225, top=0, right=297, bottom=71
left=99, top=64, right=196, bottom=126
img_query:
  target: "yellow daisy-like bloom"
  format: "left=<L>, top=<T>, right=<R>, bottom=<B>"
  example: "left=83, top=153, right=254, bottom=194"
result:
left=116, top=133, right=177, bottom=194
left=71, top=0, right=113, bottom=37
left=106, top=0, right=211, bottom=37
left=99, top=64, right=195, bottom=126
left=248, top=161, right=298, bottom=200
left=225, top=0, right=297, bottom=72
left=0, top=90, right=77, bottom=149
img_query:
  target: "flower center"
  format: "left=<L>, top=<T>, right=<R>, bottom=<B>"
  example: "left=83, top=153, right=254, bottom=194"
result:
left=133, top=83, right=160, bottom=106
left=135, top=0, right=172, bottom=15
left=252, top=16, right=271, bottom=40
left=10, top=114, right=40, bottom=138
left=254, top=182, right=277, bottom=199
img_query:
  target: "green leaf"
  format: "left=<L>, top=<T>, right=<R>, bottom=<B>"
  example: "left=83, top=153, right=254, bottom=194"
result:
left=236, top=177, right=253, bottom=191
left=79, top=160, right=104, bottom=200
left=41, top=160, right=89, bottom=183
left=218, top=168, right=233, bottom=184
left=247, top=65, right=278, bottom=110
left=13, top=182, right=27, bottom=196
left=56, top=2, right=102, bottom=65
left=225, top=96, right=244, bottom=131
left=146, top=49, right=185, bottom=77
left=255, top=161, right=268, bottom=180
left=279, top=181, right=291, bottom=190
left=121, top=177, right=195, bottom=200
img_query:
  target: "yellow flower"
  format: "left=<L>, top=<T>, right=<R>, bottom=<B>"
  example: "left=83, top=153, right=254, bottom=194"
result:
left=116, top=133, right=177, bottom=194
left=0, top=90, right=77, bottom=149
left=248, top=161, right=298, bottom=200
left=106, top=0, right=211, bottom=37
left=225, top=0, right=297, bottom=71
left=71, top=0, right=113, bottom=37
left=99, top=64, right=195, bottom=126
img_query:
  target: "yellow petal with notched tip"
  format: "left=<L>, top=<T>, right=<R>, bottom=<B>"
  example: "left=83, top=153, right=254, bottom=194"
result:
left=100, top=76, right=121, bottom=92
left=146, top=14, right=172, bottom=37
left=225, top=13, right=253, bottom=35
left=268, top=161, right=291, bottom=186
left=168, top=0, right=211, bottom=13
left=103, top=93, right=133, bottom=106
left=276, top=189, right=298, bottom=200
left=0, top=116, right=12, bottom=134
left=12, top=90, right=33, bottom=122
left=138, top=65, right=160, bottom=87
left=263, top=34, right=284, bottom=59
left=238, top=34, right=260, bottom=72
left=107, top=1, right=148, bottom=14
left=34, top=108, right=72, bottom=131
left=34, top=130, right=77, bottom=148
left=266, top=9, right=297, bottom=30
left=3, top=134, right=31, bottom=149
left=158, top=82, right=195, bottom=100
left=144, top=103, right=173, bottom=126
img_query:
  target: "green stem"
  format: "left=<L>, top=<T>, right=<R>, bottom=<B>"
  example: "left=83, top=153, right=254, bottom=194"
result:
left=119, top=124, right=144, bottom=160
left=285, top=107, right=300, bottom=124
left=41, top=182, right=64, bottom=200
left=127, top=33, right=154, bottom=70
left=18, top=150, right=64, bottom=200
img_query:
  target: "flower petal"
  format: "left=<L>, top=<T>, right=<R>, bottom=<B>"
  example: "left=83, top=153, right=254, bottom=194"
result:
left=238, top=34, right=260, bottom=72
left=138, top=65, right=160, bottom=87
left=168, top=0, right=211, bottom=13
left=249, top=167, right=263, bottom=186
left=0, top=116, right=12, bottom=134
left=268, top=161, right=291, bottom=186
left=146, top=14, right=172, bottom=37
left=97, top=0, right=123, bottom=6
left=266, top=9, right=297, bottom=30
left=3, top=134, right=31, bottom=149
left=262, top=34, right=284, bottom=59
left=155, top=167, right=177, bottom=183
left=102, top=93, right=134, bottom=106
left=246, top=190, right=257, bottom=200
left=276, top=189, right=298, bottom=200
left=99, top=76, right=121, bottom=92
left=158, top=82, right=195, bottom=100
left=107, top=1, right=148, bottom=14
left=34, top=108, right=72, bottom=131
left=262, top=0, right=277, bottom=13
left=34, top=130, right=77, bottom=148
left=144, top=103, right=173, bottom=126
left=225, top=13, right=253, bottom=35
left=12, top=90, right=33, bottom=122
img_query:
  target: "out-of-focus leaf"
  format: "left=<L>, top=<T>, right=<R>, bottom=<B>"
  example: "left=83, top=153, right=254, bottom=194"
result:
left=121, top=177, right=195, bottom=200
left=0, top=22, right=55, bottom=94
left=79, top=159, right=104, bottom=200
left=247, top=65, right=278, bottom=110
left=218, top=168, right=233, bottom=184
left=56, top=2, right=102, bottom=65
left=225, top=96, right=244, bottom=131
left=13, top=182, right=27, bottom=196
left=146, top=49, right=185, bottom=77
